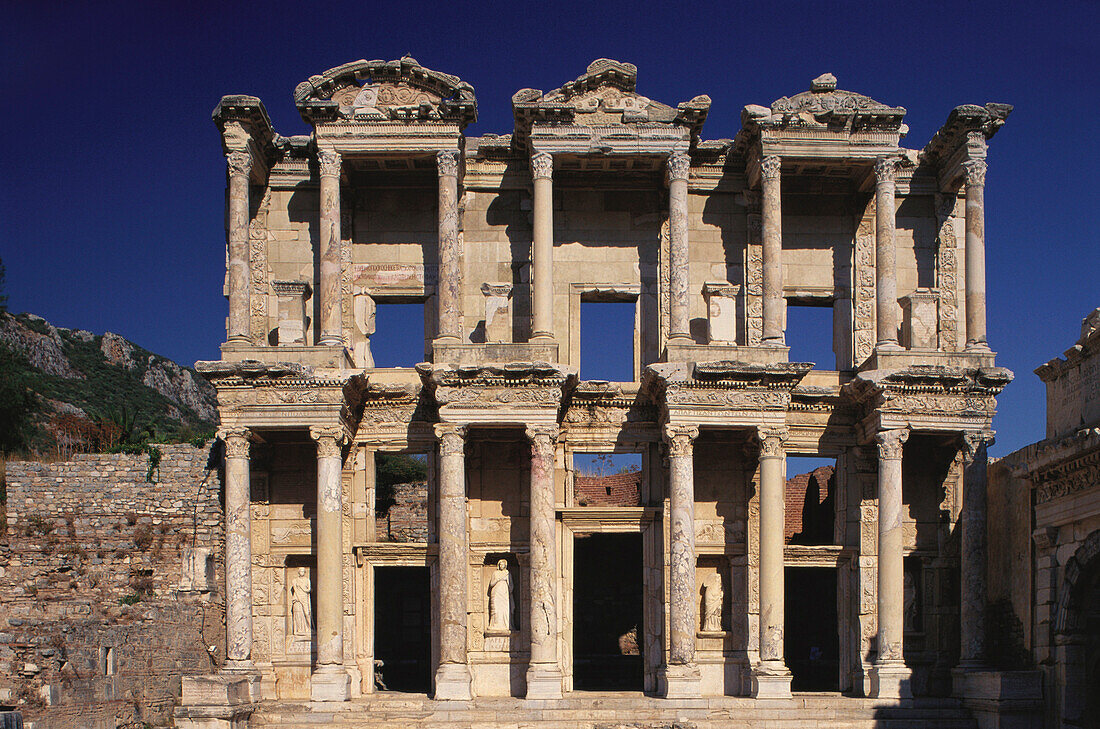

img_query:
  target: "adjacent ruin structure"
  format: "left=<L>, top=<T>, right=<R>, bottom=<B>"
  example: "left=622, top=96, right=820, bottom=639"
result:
left=178, top=57, right=1021, bottom=725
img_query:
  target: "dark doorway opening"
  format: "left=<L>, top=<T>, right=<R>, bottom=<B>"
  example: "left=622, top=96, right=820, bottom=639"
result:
left=374, top=566, right=431, bottom=693
left=573, top=532, right=643, bottom=690
left=785, top=566, right=839, bottom=692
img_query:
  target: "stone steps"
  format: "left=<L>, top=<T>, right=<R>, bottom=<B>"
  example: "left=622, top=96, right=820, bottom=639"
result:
left=251, top=693, right=978, bottom=728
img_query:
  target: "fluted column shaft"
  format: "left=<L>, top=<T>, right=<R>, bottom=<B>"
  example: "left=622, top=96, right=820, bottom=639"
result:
left=226, top=152, right=252, bottom=343
left=875, top=157, right=900, bottom=349
left=222, top=428, right=253, bottom=667
left=872, top=428, right=911, bottom=698
left=959, top=432, right=991, bottom=668
left=525, top=425, right=563, bottom=699
left=434, top=423, right=473, bottom=700
left=964, top=160, right=989, bottom=350
left=760, top=156, right=784, bottom=344
left=667, top=152, right=691, bottom=343
left=531, top=152, right=554, bottom=341
left=753, top=426, right=792, bottom=697
left=318, top=148, right=344, bottom=346
left=437, top=151, right=462, bottom=341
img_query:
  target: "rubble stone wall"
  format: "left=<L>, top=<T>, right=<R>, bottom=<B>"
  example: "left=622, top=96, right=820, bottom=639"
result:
left=0, top=443, right=225, bottom=729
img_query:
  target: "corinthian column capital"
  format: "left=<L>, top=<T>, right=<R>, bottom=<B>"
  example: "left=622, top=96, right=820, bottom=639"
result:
left=531, top=151, right=553, bottom=180
left=226, top=150, right=252, bottom=177
left=434, top=423, right=467, bottom=455
left=963, top=159, right=987, bottom=188
left=437, top=150, right=459, bottom=178
left=760, top=155, right=782, bottom=181
left=219, top=427, right=252, bottom=458
left=756, top=425, right=789, bottom=458
left=310, top=425, right=347, bottom=458
left=875, top=428, right=909, bottom=461
left=664, top=424, right=699, bottom=457
left=667, top=151, right=690, bottom=182
left=960, top=431, right=995, bottom=464
left=317, top=147, right=342, bottom=178
left=874, top=155, right=899, bottom=183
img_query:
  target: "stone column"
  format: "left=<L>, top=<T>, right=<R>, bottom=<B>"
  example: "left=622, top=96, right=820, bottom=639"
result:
left=664, top=423, right=701, bottom=697
left=310, top=426, right=350, bottom=701
left=318, top=148, right=344, bottom=346
left=667, top=151, right=691, bottom=344
left=875, top=156, right=901, bottom=350
left=221, top=427, right=254, bottom=669
left=434, top=423, right=473, bottom=700
left=225, top=151, right=252, bottom=343
left=963, top=159, right=989, bottom=351
left=437, top=151, right=462, bottom=341
left=753, top=425, right=792, bottom=697
left=525, top=425, right=564, bottom=699
left=957, top=432, right=991, bottom=678
left=531, top=151, right=554, bottom=341
left=871, top=427, right=911, bottom=698
left=760, top=155, right=784, bottom=345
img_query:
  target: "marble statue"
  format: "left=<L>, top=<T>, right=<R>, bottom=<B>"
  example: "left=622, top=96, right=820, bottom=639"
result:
left=702, top=572, right=723, bottom=632
left=290, top=567, right=313, bottom=637
left=487, top=559, right=514, bottom=631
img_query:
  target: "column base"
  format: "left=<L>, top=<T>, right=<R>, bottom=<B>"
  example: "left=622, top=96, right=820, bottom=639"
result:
left=875, top=340, right=903, bottom=352
left=310, top=666, right=351, bottom=702
left=870, top=662, right=913, bottom=699
left=434, top=662, right=473, bottom=701
left=525, top=662, right=564, bottom=699
left=751, top=662, right=792, bottom=699
left=965, top=341, right=993, bottom=353
left=661, top=663, right=702, bottom=699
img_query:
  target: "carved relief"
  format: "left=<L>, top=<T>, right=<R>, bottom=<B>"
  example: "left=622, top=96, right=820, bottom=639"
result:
left=249, top=188, right=271, bottom=341
left=935, top=193, right=960, bottom=351
left=853, top=197, right=877, bottom=364
left=437, top=386, right=561, bottom=408
left=744, top=190, right=763, bottom=346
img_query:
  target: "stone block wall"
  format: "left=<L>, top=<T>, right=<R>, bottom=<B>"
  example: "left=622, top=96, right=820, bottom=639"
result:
left=0, top=443, right=224, bottom=728
left=375, top=481, right=428, bottom=543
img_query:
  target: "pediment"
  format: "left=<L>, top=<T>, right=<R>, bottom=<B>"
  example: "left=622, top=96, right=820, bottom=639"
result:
left=742, top=73, right=906, bottom=134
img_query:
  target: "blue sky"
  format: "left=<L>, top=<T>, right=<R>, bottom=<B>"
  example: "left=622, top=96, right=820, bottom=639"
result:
left=2, top=1, right=1096, bottom=456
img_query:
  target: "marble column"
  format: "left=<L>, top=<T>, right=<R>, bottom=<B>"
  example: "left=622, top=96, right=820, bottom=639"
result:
left=753, top=425, right=792, bottom=697
left=434, top=423, right=473, bottom=700
left=525, top=425, right=563, bottom=699
left=957, top=432, right=991, bottom=676
left=667, top=151, right=691, bottom=344
left=871, top=427, right=911, bottom=698
left=437, top=150, right=462, bottom=341
left=318, top=148, right=344, bottom=347
left=963, top=159, right=989, bottom=351
left=310, top=426, right=350, bottom=701
left=664, top=423, right=701, bottom=697
left=531, top=151, right=554, bottom=341
left=221, top=427, right=254, bottom=669
left=760, top=155, right=784, bottom=345
left=225, top=151, right=252, bottom=343
left=875, top=156, right=901, bottom=350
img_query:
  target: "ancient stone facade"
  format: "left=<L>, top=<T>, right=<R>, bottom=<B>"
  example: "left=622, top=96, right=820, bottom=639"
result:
left=179, top=58, right=1018, bottom=726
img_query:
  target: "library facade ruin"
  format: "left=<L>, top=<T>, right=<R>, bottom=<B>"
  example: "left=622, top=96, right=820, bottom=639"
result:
left=180, top=57, right=1027, bottom=725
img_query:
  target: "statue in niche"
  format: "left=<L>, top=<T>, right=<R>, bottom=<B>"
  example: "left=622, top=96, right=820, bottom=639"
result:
left=904, top=570, right=918, bottom=632
left=290, top=567, right=313, bottom=637
left=702, top=572, right=723, bottom=632
left=487, top=559, right=514, bottom=632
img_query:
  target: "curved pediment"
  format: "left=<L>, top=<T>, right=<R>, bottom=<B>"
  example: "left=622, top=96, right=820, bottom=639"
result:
left=295, top=56, right=477, bottom=127
left=743, top=73, right=906, bottom=133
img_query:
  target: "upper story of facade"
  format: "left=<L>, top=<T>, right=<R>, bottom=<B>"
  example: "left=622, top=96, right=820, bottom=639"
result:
left=212, top=57, right=1011, bottom=383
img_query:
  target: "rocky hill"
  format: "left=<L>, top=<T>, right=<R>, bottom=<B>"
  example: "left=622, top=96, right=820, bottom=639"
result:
left=0, top=311, right=217, bottom=455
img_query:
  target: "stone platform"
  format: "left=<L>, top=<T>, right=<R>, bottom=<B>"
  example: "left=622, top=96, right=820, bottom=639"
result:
left=251, top=693, right=978, bottom=728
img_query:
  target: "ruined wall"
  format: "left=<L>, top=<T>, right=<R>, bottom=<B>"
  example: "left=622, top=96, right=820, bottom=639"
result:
left=0, top=444, right=224, bottom=728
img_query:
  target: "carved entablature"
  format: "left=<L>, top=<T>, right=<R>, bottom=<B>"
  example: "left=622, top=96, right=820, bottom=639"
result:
left=356, top=382, right=437, bottom=442
left=843, top=365, right=1013, bottom=435
left=1010, top=424, right=1100, bottom=504
left=511, top=58, right=710, bottom=153
left=212, top=95, right=278, bottom=176
left=642, top=361, right=812, bottom=427
left=921, top=103, right=1013, bottom=188
left=294, top=56, right=477, bottom=128
left=418, top=361, right=577, bottom=425
left=562, top=381, right=658, bottom=435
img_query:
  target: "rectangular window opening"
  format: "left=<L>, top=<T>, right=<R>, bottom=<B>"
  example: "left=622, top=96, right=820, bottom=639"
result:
left=785, top=301, right=836, bottom=370
left=374, top=452, right=429, bottom=543
left=785, top=455, right=838, bottom=547
left=580, top=300, right=636, bottom=382
left=371, top=302, right=427, bottom=368
left=573, top=452, right=642, bottom=507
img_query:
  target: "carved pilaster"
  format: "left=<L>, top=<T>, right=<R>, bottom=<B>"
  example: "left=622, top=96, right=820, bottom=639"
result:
left=744, top=190, right=763, bottom=345
left=935, top=193, right=960, bottom=351
left=760, top=155, right=783, bottom=344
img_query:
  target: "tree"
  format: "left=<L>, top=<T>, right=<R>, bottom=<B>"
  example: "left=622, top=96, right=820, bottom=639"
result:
left=0, top=345, right=37, bottom=455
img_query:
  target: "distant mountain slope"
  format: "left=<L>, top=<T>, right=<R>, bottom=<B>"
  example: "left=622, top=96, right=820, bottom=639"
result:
left=0, top=311, right=217, bottom=454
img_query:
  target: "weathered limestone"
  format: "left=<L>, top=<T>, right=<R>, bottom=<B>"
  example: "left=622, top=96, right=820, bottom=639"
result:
left=437, top=151, right=462, bottom=341
left=900, top=290, right=939, bottom=350
left=310, top=425, right=350, bottom=701
left=481, top=282, right=513, bottom=344
left=760, top=156, right=784, bottom=345
left=703, top=282, right=740, bottom=344
left=753, top=425, right=792, bottom=698
left=317, top=148, right=343, bottom=346
left=221, top=427, right=254, bottom=669
left=964, top=159, right=989, bottom=351
left=273, top=280, right=310, bottom=346
left=225, top=151, right=252, bottom=343
left=875, top=156, right=901, bottom=350
left=667, top=152, right=691, bottom=344
left=958, top=432, right=992, bottom=675
left=434, top=423, right=473, bottom=700
left=531, top=152, right=554, bottom=342
left=664, top=424, right=701, bottom=697
left=871, top=428, right=911, bottom=698
left=525, top=425, right=564, bottom=699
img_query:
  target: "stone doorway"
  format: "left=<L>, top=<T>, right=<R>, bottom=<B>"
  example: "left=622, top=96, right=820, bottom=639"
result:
left=785, top=566, right=839, bottom=692
left=373, top=566, right=431, bottom=693
left=572, top=533, right=644, bottom=690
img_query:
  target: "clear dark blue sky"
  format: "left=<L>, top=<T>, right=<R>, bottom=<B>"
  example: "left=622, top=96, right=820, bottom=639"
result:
left=2, top=1, right=1096, bottom=457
